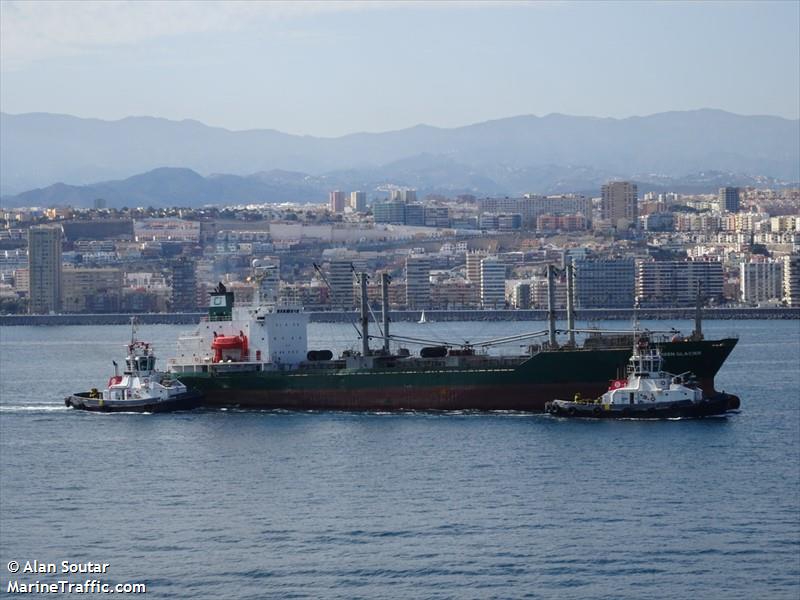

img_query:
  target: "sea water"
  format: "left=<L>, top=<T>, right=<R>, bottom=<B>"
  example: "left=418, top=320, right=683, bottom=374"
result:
left=1, top=319, right=798, bottom=599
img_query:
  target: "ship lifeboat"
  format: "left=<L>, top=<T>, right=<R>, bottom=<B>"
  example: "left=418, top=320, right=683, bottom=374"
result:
left=211, top=332, right=249, bottom=363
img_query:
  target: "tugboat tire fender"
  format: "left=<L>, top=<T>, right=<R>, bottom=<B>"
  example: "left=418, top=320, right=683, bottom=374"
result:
left=593, top=407, right=601, bottom=415
left=567, top=407, right=576, bottom=416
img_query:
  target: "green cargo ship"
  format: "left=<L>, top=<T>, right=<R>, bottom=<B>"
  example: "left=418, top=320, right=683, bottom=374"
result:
left=168, top=272, right=738, bottom=412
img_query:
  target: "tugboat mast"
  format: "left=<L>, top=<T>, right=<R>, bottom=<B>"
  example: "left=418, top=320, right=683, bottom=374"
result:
left=693, top=284, right=704, bottom=341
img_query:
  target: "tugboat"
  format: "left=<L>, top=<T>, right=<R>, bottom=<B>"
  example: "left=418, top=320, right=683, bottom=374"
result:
left=65, top=321, right=202, bottom=413
left=545, top=334, right=739, bottom=419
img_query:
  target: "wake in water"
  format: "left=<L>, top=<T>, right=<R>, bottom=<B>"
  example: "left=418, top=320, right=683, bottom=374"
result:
left=0, top=405, right=69, bottom=412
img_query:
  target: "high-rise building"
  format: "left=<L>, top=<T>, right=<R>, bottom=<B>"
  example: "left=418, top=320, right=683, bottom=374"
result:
left=636, top=260, right=724, bottom=307
left=573, top=259, right=636, bottom=308
left=466, top=251, right=487, bottom=285
left=512, top=282, right=531, bottom=309
left=601, top=181, right=638, bottom=227
left=719, top=187, right=741, bottom=213
left=328, top=260, right=355, bottom=309
left=329, top=191, right=346, bottom=213
left=405, top=256, right=431, bottom=309
left=28, top=225, right=62, bottom=314
left=480, top=257, right=506, bottom=308
left=350, top=191, right=367, bottom=212
left=784, top=254, right=800, bottom=307
left=170, top=257, right=197, bottom=312
left=740, top=260, right=784, bottom=304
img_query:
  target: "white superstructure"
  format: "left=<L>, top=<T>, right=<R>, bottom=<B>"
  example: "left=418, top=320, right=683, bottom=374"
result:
left=171, top=273, right=309, bottom=371
left=600, top=343, right=702, bottom=407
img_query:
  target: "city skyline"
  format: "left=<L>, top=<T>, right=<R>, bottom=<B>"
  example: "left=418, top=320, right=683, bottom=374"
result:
left=1, top=1, right=798, bottom=136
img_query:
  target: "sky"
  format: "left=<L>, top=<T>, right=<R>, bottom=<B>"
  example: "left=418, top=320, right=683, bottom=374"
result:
left=1, top=0, right=798, bottom=137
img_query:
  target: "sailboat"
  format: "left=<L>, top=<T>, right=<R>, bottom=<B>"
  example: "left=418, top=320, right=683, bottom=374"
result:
left=418, top=310, right=428, bottom=324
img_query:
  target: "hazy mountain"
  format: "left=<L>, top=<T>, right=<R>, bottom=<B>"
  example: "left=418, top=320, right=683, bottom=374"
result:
left=2, top=109, right=798, bottom=195
left=2, top=168, right=329, bottom=208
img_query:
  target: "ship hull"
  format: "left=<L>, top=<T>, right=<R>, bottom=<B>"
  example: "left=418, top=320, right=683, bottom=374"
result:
left=176, top=339, right=738, bottom=412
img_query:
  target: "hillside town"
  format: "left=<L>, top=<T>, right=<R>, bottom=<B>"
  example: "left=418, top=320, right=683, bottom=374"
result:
left=2, top=182, right=799, bottom=315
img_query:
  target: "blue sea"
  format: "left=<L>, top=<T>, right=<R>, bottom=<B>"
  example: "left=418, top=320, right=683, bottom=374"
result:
left=1, top=319, right=798, bottom=599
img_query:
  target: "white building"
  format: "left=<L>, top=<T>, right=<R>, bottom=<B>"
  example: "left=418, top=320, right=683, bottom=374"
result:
left=133, top=218, right=200, bottom=242
left=784, top=254, right=800, bottom=307
left=480, top=257, right=506, bottom=308
left=740, top=261, right=784, bottom=304
left=636, top=260, right=724, bottom=307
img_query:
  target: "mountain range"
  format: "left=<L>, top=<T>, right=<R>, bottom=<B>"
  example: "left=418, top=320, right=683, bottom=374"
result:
left=1, top=109, right=798, bottom=205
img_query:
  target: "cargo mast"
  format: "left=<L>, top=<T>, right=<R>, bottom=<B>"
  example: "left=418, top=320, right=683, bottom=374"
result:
left=359, top=272, right=370, bottom=357
left=547, top=265, right=558, bottom=348
left=381, top=273, right=391, bottom=354
left=566, top=262, right=576, bottom=347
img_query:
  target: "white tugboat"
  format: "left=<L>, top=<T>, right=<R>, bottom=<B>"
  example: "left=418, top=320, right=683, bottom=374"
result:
left=545, top=334, right=737, bottom=419
left=65, top=320, right=202, bottom=413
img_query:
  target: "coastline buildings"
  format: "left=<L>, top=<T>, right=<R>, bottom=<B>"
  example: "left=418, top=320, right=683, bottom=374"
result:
left=2, top=182, right=798, bottom=316
left=28, top=225, right=62, bottom=314
left=601, top=181, right=638, bottom=228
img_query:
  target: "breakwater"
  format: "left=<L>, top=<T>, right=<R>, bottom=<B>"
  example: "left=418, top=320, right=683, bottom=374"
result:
left=2, top=307, right=798, bottom=326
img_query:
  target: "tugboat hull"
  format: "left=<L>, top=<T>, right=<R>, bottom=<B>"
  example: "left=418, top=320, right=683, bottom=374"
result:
left=545, top=393, right=738, bottom=419
left=65, top=391, right=203, bottom=413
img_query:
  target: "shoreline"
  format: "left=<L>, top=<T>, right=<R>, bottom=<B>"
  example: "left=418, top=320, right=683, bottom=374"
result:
left=1, top=307, right=798, bottom=326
